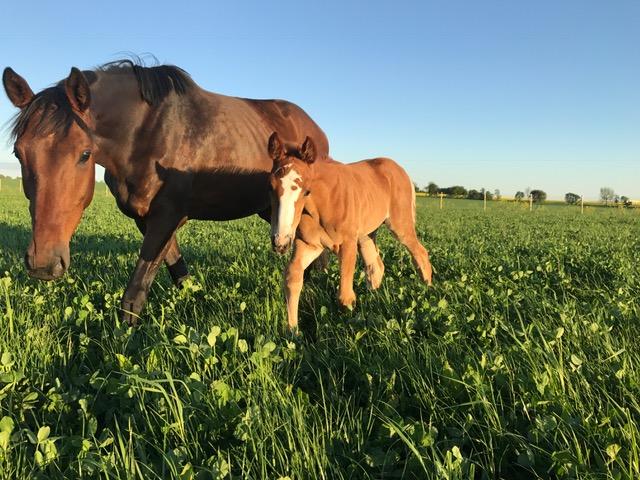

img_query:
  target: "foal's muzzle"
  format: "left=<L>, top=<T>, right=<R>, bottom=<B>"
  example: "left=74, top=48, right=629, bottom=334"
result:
left=271, top=234, right=292, bottom=255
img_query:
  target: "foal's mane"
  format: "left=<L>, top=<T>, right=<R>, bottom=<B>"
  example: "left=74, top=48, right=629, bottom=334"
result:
left=9, top=59, right=194, bottom=141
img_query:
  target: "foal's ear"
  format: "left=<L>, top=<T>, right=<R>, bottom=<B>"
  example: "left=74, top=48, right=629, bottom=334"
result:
left=2, top=67, right=34, bottom=108
left=300, top=136, right=317, bottom=164
left=268, top=132, right=285, bottom=162
left=64, top=67, right=91, bottom=113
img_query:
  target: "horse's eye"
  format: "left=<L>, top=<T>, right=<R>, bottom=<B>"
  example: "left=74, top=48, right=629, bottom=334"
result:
left=13, top=149, right=21, bottom=161
left=79, top=150, right=91, bottom=163
left=304, top=190, right=311, bottom=197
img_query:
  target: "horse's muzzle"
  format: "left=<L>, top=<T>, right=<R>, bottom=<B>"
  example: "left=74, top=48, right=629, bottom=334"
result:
left=24, top=247, right=68, bottom=281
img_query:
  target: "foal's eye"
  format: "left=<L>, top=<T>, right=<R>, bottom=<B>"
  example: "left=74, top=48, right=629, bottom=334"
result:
left=79, top=150, right=92, bottom=163
left=304, top=190, right=311, bottom=197
left=13, top=149, right=21, bottom=161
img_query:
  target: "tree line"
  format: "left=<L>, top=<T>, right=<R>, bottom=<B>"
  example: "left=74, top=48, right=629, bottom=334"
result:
left=417, top=183, right=548, bottom=202
left=416, top=183, right=634, bottom=207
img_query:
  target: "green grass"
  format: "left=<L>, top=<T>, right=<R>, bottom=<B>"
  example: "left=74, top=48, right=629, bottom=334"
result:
left=0, top=188, right=639, bottom=479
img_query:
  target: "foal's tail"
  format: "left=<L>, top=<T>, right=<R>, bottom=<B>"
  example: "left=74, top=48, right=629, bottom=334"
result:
left=410, top=176, right=417, bottom=222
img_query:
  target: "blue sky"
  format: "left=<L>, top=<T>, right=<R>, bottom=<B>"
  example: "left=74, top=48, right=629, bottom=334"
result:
left=1, top=0, right=638, bottom=200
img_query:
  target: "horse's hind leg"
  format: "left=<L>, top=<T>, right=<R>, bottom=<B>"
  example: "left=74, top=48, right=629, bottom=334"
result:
left=386, top=203, right=433, bottom=286
left=358, top=231, right=384, bottom=290
left=164, top=234, right=190, bottom=287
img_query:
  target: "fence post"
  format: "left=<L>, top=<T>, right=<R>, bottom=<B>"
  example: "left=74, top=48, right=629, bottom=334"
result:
left=483, top=190, right=487, bottom=211
left=581, top=195, right=584, bottom=214
left=529, top=194, right=533, bottom=212
left=439, top=192, right=444, bottom=210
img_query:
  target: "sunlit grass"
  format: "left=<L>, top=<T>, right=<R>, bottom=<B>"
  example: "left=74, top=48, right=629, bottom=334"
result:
left=0, top=188, right=639, bottom=478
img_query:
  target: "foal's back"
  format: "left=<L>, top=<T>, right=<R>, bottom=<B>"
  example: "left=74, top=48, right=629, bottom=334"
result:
left=313, top=157, right=414, bottom=235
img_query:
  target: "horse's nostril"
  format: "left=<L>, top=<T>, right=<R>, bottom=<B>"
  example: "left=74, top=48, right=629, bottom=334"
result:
left=24, top=252, right=33, bottom=270
left=51, top=259, right=64, bottom=278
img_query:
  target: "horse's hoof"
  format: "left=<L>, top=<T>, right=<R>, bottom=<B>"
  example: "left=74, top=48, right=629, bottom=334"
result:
left=120, top=302, right=142, bottom=327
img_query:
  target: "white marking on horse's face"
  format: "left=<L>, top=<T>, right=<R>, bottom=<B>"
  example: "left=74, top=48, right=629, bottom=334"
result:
left=272, top=166, right=302, bottom=249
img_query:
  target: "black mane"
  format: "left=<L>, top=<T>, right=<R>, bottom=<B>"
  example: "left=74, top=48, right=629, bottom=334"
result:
left=98, top=59, right=193, bottom=105
left=9, top=59, right=194, bottom=140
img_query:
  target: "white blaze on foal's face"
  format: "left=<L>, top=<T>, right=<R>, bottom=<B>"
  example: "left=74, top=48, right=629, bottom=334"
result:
left=271, top=164, right=303, bottom=250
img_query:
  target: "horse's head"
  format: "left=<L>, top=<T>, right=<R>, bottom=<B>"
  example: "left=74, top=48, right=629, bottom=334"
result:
left=3, top=67, right=96, bottom=280
left=267, top=132, right=317, bottom=254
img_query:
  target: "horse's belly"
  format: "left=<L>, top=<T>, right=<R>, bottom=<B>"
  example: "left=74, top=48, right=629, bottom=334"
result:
left=186, top=169, right=270, bottom=220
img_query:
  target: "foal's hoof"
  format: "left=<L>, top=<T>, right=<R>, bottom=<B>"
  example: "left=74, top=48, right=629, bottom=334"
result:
left=338, top=293, right=356, bottom=311
left=366, top=265, right=384, bottom=290
left=288, top=326, right=301, bottom=337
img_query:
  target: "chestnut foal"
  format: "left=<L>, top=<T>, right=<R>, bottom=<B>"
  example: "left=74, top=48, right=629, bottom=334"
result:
left=267, top=132, right=433, bottom=331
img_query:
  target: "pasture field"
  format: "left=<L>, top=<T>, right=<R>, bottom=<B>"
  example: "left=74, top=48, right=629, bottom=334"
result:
left=0, top=182, right=639, bottom=479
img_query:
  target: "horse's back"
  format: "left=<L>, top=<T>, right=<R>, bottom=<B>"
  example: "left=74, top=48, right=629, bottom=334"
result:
left=241, top=97, right=330, bottom=160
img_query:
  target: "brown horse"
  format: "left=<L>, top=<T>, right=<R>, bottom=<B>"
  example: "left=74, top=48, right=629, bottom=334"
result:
left=267, top=132, right=433, bottom=330
left=2, top=60, right=329, bottom=324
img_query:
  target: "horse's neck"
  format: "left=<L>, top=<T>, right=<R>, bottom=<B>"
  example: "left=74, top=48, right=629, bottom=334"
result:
left=90, top=73, right=156, bottom=176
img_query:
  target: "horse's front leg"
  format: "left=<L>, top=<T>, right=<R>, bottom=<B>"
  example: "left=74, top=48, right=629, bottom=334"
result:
left=121, top=212, right=187, bottom=326
left=134, top=218, right=190, bottom=287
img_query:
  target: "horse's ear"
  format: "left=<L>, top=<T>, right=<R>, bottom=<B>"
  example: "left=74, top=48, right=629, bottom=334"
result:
left=268, top=132, right=285, bottom=163
left=3, top=67, right=34, bottom=108
left=64, top=67, right=91, bottom=112
left=300, top=136, right=317, bottom=164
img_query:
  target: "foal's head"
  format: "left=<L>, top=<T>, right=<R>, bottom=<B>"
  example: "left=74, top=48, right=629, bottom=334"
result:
left=267, top=132, right=317, bottom=254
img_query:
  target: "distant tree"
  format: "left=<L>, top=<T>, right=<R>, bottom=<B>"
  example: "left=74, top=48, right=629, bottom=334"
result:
left=413, top=182, right=421, bottom=193
left=451, top=185, right=467, bottom=197
left=621, top=196, right=632, bottom=208
left=426, top=182, right=439, bottom=196
left=565, top=192, right=580, bottom=205
left=485, top=190, right=493, bottom=201
left=600, top=187, right=615, bottom=206
left=524, top=187, right=531, bottom=198
left=440, top=185, right=467, bottom=197
left=467, top=189, right=482, bottom=200
left=515, top=191, right=525, bottom=202
left=530, top=190, right=547, bottom=203
left=494, top=189, right=501, bottom=201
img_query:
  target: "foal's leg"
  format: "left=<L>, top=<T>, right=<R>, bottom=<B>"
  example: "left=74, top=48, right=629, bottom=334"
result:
left=338, top=239, right=358, bottom=309
left=358, top=232, right=384, bottom=290
left=122, top=212, right=187, bottom=326
left=284, top=239, right=324, bottom=331
left=386, top=204, right=433, bottom=286
left=135, top=218, right=190, bottom=287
